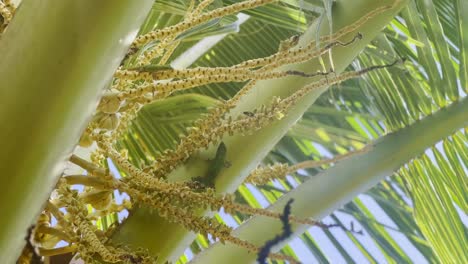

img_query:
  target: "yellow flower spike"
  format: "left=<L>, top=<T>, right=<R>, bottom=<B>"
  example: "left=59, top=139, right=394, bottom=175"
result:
left=159, top=40, right=181, bottom=65
left=131, top=0, right=278, bottom=49
left=192, top=0, right=216, bottom=17
left=55, top=182, right=150, bottom=263
left=0, top=2, right=13, bottom=24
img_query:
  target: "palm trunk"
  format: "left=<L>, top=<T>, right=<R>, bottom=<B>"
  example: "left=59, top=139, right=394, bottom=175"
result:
left=0, top=0, right=153, bottom=261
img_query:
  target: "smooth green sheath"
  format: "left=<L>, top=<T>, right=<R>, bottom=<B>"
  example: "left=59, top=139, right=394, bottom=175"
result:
left=191, top=96, right=468, bottom=264
left=0, top=0, right=153, bottom=262
left=113, top=0, right=409, bottom=262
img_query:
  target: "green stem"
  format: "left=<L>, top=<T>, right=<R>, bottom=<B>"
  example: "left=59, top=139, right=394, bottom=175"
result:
left=0, top=0, right=153, bottom=261
left=190, top=95, right=468, bottom=264
left=113, top=0, right=409, bottom=262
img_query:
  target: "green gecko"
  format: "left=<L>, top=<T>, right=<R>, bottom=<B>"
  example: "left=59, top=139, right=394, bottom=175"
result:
left=193, top=142, right=229, bottom=189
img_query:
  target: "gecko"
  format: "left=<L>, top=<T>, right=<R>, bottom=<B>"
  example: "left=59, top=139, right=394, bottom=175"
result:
left=192, top=142, right=230, bottom=189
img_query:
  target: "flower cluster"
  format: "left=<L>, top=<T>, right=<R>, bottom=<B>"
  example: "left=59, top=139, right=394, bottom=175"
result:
left=23, top=0, right=403, bottom=263
left=0, top=0, right=15, bottom=32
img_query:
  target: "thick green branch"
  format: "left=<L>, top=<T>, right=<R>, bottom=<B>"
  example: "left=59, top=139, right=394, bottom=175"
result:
left=0, top=0, right=153, bottom=262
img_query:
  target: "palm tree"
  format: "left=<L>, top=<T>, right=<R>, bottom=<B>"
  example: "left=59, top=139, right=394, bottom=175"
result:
left=0, top=0, right=466, bottom=263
